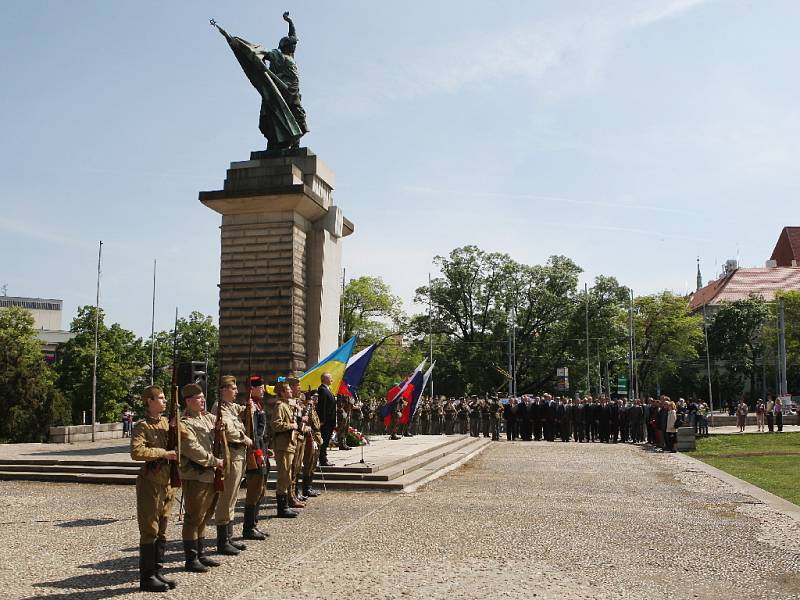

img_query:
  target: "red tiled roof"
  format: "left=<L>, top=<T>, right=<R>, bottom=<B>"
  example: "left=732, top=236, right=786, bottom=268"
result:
left=770, top=226, right=800, bottom=267
left=688, top=267, right=800, bottom=311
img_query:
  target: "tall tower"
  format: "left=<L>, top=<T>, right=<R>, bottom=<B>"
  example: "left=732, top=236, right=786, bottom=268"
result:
left=696, top=257, right=703, bottom=291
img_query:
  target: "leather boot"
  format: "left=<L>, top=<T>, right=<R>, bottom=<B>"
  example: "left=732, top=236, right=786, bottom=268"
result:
left=303, top=474, right=320, bottom=497
left=183, top=539, right=209, bottom=573
left=216, top=525, right=240, bottom=555
left=243, top=505, right=266, bottom=540
left=288, top=491, right=305, bottom=509
left=139, top=543, right=169, bottom=592
left=154, top=539, right=177, bottom=589
left=197, top=538, right=220, bottom=567
left=295, top=482, right=307, bottom=502
left=276, top=494, right=298, bottom=518
left=253, top=503, right=269, bottom=537
left=227, top=522, right=247, bottom=551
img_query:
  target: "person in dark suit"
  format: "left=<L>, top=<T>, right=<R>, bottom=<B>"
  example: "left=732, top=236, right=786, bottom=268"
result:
left=608, top=399, right=619, bottom=443
left=518, top=398, right=530, bottom=441
left=503, top=400, right=514, bottom=441
left=598, top=398, right=610, bottom=443
left=573, top=398, right=585, bottom=442
left=545, top=396, right=557, bottom=441
left=532, top=397, right=543, bottom=441
left=316, top=373, right=337, bottom=467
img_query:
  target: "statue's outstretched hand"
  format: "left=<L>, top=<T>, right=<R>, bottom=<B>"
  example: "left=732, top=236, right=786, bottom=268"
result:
left=283, top=11, right=291, bottom=22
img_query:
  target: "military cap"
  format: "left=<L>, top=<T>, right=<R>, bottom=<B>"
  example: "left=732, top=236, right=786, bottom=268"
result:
left=181, top=383, right=203, bottom=399
left=219, top=375, right=237, bottom=388
left=286, top=375, right=300, bottom=385
left=249, top=375, right=263, bottom=387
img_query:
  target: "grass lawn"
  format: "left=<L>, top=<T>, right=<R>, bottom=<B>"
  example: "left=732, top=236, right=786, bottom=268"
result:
left=688, top=432, right=800, bottom=506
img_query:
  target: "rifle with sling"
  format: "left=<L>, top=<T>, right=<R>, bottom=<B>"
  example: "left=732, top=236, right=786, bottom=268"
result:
left=212, top=337, right=225, bottom=492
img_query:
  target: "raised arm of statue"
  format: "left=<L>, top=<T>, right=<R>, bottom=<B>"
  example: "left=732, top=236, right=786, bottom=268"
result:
left=283, top=11, right=296, bottom=38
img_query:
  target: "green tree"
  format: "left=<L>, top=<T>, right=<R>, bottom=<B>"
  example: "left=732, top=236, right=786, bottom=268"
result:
left=707, top=295, right=771, bottom=405
left=339, top=276, right=420, bottom=398
left=0, top=307, right=70, bottom=442
left=144, top=311, right=219, bottom=404
left=633, top=292, right=703, bottom=398
left=413, top=247, right=586, bottom=396
left=56, top=306, right=147, bottom=423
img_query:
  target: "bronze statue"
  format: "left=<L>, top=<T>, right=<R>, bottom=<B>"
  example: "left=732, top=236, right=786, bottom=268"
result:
left=211, top=13, right=309, bottom=151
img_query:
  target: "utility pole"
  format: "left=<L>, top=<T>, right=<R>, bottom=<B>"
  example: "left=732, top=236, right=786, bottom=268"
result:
left=585, top=283, right=590, bottom=395
left=630, top=289, right=639, bottom=399
left=778, top=297, right=787, bottom=397
left=91, top=240, right=103, bottom=442
left=508, top=308, right=514, bottom=398
left=703, top=304, right=714, bottom=427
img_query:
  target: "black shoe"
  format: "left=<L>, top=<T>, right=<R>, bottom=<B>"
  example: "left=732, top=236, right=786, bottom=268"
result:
left=303, top=474, right=321, bottom=497
left=295, top=484, right=307, bottom=502
left=140, top=543, right=169, bottom=592
left=227, top=522, right=247, bottom=551
left=390, top=435, right=400, bottom=440
left=183, top=540, right=209, bottom=573
left=339, top=444, right=352, bottom=451
left=319, top=459, right=335, bottom=467
left=243, top=505, right=266, bottom=541
left=216, top=525, right=240, bottom=555
left=276, top=494, right=299, bottom=518
left=197, top=538, right=221, bottom=567
left=154, top=539, right=177, bottom=589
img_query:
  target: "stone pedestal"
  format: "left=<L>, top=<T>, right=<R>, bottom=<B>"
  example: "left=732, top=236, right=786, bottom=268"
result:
left=200, top=148, right=353, bottom=385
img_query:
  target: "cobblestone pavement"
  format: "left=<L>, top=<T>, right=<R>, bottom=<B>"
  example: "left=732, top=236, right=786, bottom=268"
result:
left=1, top=441, right=798, bottom=600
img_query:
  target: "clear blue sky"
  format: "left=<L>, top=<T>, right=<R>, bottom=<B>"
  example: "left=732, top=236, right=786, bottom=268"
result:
left=2, top=1, right=798, bottom=336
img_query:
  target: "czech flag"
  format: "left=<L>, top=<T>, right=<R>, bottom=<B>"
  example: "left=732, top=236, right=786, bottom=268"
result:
left=338, top=342, right=379, bottom=397
left=299, top=337, right=357, bottom=394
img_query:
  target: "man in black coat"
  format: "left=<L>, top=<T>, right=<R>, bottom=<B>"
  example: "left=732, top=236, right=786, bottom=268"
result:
left=316, top=372, right=337, bottom=466
left=532, top=397, right=543, bottom=441
left=573, top=398, right=585, bottom=442
left=545, top=395, right=557, bottom=442
left=608, top=399, right=619, bottom=443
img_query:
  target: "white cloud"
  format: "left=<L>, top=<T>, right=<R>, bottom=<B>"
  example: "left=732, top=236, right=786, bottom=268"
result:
left=359, top=0, right=712, bottom=104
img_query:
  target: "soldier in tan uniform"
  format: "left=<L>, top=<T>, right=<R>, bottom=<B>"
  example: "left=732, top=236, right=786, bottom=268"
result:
left=288, top=376, right=310, bottom=506
left=212, top=375, right=252, bottom=555
left=302, top=391, right=323, bottom=497
left=271, top=380, right=300, bottom=518
left=130, top=385, right=177, bottom=592
left=337, top=395, right=353, bottom=450
left=243, top=375, right=271, bottom=540
left=179, top=383, right=224, bottom=572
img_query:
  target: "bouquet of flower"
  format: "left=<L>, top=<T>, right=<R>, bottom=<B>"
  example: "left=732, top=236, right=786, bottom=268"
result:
left=345, top=426, right=369, bottom=447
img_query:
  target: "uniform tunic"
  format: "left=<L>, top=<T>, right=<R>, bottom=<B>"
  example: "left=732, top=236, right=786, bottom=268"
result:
left=130, top=415, right=176, bottom=544
left=271, top=399, right=297, bottom=495
left=212, top=401, right=248, bottom=526
left=179, top=409, right=221, bottom=541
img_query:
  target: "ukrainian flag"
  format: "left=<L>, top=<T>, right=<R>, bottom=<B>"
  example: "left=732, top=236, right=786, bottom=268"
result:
left=299, top=336, right=357, bottom=394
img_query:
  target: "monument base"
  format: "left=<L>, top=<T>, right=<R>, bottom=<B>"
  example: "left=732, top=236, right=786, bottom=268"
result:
left=199, top=148, right=353, bottom=385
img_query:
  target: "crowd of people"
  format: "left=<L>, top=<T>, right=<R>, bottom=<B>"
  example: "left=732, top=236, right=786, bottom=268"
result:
left=130, top=370, right=725, bottom=593
left=343, top=394, right=710, bottom=448
left=130, top=372, right=341, bottom=592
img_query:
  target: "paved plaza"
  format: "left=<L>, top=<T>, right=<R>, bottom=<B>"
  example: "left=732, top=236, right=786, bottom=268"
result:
left=1, top=440, right=798, bottom=600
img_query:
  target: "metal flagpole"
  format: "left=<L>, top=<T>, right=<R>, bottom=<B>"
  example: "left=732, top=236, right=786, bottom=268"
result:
left=628, top=289, right=634, bottom=399
left=585, top=283, right=590, bottom=395
left=512, top=307, right=517, bottom=397
left=91, top=240, right=103, bottom=442
left=778, top=297, right=787, bottom=397
left=150, top=258, right=157, bottom=385
left=428, top=273, right=434, bottom=401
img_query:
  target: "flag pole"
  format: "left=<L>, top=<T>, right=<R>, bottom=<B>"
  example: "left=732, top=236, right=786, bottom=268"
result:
left=91, top=240, right=103, bottom=442
left=428, top=272, right=434, bottom=402
left=150, top=258, right=157, bottom=385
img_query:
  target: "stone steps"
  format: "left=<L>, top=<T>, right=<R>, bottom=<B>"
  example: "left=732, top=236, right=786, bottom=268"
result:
left=0, top=435, right=492, bottom=492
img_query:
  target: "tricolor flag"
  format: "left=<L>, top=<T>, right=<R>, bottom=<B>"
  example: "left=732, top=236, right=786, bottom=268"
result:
left=379, top=359, right=426, bottom=424
left=409, top=361, right=436, bottom=421
left=299, top=337, right=357, bottom=394
left=338, top=342, right=379, bottom=397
